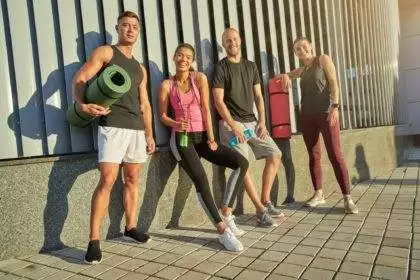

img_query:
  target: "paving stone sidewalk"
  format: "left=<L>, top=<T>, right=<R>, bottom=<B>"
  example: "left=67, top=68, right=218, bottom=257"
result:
left=1, top=165, right=419, bottom=280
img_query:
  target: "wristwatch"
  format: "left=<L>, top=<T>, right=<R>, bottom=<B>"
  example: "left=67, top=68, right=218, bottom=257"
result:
left=330, top=103, right=340, bottom=109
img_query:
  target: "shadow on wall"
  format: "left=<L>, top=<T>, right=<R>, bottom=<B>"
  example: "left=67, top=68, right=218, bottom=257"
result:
left=351, top=144, right=371, bottom=184
left=6, top=31, right=133, bottom=252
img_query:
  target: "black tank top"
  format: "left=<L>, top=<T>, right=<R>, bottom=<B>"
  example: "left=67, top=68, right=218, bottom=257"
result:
left=300, top=57, right=330, bottom=115
left=99, top=45, right=144, bottom=130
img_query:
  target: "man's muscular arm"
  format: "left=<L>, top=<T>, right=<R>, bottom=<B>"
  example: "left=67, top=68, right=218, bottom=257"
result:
left=72, top=45, right=112, bottom=117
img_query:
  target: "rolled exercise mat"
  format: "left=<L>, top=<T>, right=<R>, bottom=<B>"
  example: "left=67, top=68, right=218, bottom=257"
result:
left=67, top=64, right=132, bottom=127
left=268, top=78, right=292, bottom=139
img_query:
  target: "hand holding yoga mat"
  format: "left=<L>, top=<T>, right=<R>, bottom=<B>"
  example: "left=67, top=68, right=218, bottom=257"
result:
left=67, top=64, right=132, bottom=127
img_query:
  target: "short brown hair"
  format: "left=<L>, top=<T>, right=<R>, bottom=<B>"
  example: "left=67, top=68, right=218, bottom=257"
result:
left=117, top=11, right=140, bottom=24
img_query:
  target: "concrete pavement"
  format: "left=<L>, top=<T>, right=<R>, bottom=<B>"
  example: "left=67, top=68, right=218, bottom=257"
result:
left=0, top=165, right=418, bottom=280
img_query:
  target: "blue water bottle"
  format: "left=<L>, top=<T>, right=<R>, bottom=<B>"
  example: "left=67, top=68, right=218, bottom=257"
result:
left=229, top=128, right=254, bottom=147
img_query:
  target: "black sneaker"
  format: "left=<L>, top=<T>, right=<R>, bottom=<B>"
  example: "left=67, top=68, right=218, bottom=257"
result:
left=282, top=197, right=296, bottom=205
left=84, top=240, right=102, bottom=264
left=123, top=227, right=151, bottom=243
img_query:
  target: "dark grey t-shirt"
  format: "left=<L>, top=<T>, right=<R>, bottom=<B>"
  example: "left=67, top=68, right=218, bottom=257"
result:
left=99, top=45, right=144, bottom=130
left=213, top=57, right=260, bottom=122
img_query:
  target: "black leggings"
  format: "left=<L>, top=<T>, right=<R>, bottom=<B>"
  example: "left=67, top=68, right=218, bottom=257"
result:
left=173, top=132, right=248, bottom=224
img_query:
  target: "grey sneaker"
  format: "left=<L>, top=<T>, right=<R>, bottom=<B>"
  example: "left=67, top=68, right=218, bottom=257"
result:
left=304, top=194, right=326, bottom=207
left=344, top=199, right=359, bottom=214
left=222, top=213, right=245, bottom=236
left=257, top=208, right=277, bottom=227
left=264, top=201, right=285, bottom=218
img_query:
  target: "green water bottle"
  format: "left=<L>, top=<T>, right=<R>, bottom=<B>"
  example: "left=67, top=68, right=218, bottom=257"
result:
left=180, top=131, right=188, bottom=147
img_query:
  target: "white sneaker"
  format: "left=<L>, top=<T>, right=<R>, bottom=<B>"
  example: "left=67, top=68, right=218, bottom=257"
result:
left=344, top=199, right=359, bottom=214
left=222, top=213, right=245, bottom=236
left=218, top=228, right=243, bottom=252
left=304, top=194, right=326, bottom=207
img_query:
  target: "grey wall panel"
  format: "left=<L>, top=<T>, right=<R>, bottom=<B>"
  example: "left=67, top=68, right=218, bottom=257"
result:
left=305, top=0, right=316, bottom=53
left=80, top=0, right=104, bottom=58
left=80, top=0, right=105, bottom=150
left=379, top=0, right=392, bottom=125
left=368, top=0, right=381, bottom=126
left=193, top=1, right=214, bottom=76
left=254, top=0, right=268, bottom=87
left=227, top=0, right=239, bottom=30
left=348, top=0, right=362, bottom=128
left=277, top=0, right=297, bottom=133
left=338, top=0, right=353, bottom=129
left=33, top=0, right=71, bottom=155
left=102, top=0, right=120, bottom=45
left=314, top=0, right=324, bottom=55
left=143, top=0, right=169, bottom=146
left=123, top=0, right=145, bottom=63
left=297, top=0, right=305, bottom=37
left=287, top=0, right=303, bottom=129
left=358, top=0, right=372, bottom=127
left=180, top=0, right=195, bottom=47
left=324, top=0, right=343, bottom=126
left=240, top=0, right=255, bottom=61
left=266, top=0, right=280, bottom=76
left=162, top=0, right=180, bottom=76
left=7, top=0, right=45, bottom=157
left=212, top=0, right=227, bottom=60
left=0, top=1, right=19, bottom=159
left=57, top=0, right=93, bottom=153
left=254, top=0, right=270, bottom=125
left=342, top=0, right=357, bottom=128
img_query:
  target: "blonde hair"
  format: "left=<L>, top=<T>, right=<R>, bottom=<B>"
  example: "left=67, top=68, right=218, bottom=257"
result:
left=222, top=27, right=240, bottom=42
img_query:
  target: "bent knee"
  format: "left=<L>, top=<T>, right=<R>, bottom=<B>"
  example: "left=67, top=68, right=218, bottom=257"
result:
left=238, top=156, right=249, bottom=171
left=268, top=154, right=281, bottom=166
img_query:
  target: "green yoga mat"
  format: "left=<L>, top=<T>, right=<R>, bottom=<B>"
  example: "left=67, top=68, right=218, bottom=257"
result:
left=67, top=64, right=132, bottom=127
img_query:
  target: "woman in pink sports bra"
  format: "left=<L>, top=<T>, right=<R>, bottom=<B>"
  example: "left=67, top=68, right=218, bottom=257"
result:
left=159, top=43, right=248, bottom=252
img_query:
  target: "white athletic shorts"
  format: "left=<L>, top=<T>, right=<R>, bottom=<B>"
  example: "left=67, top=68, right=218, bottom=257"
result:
left=98, top=126, right=148, bottom=164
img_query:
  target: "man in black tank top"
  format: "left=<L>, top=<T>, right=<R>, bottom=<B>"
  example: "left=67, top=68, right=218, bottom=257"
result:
left=72, top=11, right=155, bottom=264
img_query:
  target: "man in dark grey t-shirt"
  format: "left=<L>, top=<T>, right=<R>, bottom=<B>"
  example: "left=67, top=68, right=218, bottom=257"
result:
left=213, top=28, right=283, bottom=228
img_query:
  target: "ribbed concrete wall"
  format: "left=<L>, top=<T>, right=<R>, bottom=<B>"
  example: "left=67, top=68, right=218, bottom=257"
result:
left=0, top=0, right=401, bottom=160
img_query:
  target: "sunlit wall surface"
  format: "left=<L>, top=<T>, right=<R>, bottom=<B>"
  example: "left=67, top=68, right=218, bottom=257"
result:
left=0, top=0, right=400, bottom=160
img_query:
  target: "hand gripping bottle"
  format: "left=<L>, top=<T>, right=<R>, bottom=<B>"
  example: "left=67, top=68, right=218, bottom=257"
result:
left=229, top=128, right=254, bottom=147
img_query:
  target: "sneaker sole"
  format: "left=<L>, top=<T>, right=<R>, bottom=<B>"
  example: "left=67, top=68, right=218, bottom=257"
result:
left=253, top=216, right=278, bottom=228
left=232, top=230, right=245, bottom=237
left=84, top=258, right=102, bottom=265
left=217, top=238, right=244, bottom=252
left=270, top=213, right=285, bottom=218
left=219, top=242, right=243, bottom=252
left=345, top=209, right=359, bottom=214
left=304, top=200, right=326, bottom=207
left=122, top=235, right=152, bottom=243
left=257, top=220, right=278, bottom=228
